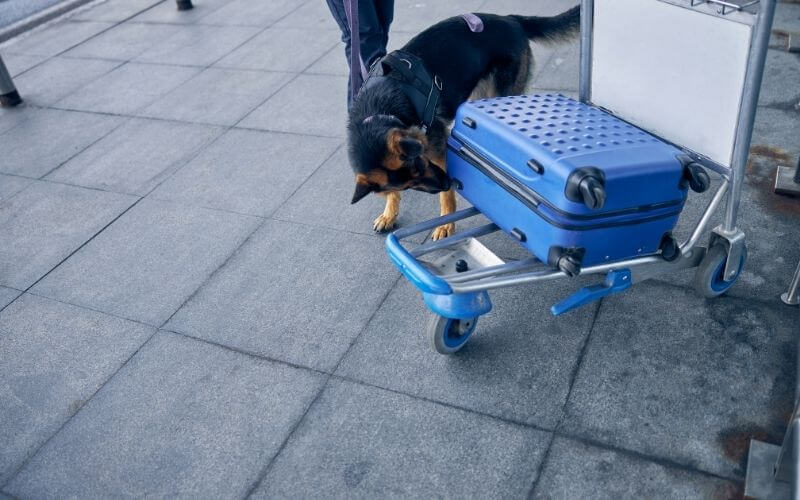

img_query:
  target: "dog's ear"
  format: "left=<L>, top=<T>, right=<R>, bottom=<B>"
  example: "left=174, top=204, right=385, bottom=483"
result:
left=351, top=177, right=374, bottom=204
left=388, top=129, right=423, bottom=159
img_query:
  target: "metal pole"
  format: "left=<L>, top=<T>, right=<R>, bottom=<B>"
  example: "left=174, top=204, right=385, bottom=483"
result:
left=782, top=259, right=800, bottom=306
left=176, top=0, right=193, bottom=11
left=0, top=55, right=22, bottom=107
left=723, top=0, right=777, bottom=232
left=578, top=0, right=594, bottom=103
left=795, top=158, right=800, bottom=184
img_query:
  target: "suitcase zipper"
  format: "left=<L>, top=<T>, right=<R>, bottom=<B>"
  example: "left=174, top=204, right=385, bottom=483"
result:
left=449, top=144, right=684, bottom=231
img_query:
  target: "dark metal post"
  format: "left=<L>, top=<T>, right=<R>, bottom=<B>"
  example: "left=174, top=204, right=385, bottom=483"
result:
left=0, top=55, right=22, bottom=107
left=176, top=0, right=193, bottom=11
left=781, top=259, right=800, bottom=306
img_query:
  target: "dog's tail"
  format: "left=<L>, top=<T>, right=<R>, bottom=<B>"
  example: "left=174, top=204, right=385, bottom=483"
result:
left=510, top=5, right=580, bottom=43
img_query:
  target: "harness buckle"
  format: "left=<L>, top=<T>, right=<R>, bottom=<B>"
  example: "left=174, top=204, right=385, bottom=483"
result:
left=434, top=75, right=443, bottom=91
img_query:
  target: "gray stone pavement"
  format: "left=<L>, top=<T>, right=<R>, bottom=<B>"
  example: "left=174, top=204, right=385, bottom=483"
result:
left=0, top=0, right=799, bottom=497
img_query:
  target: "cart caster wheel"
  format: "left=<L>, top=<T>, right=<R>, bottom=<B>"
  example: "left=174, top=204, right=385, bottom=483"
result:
left=659, top=233, right=680, bottom=262
left=694, top=243, right=747, bottom=298
left=427, top=314, right=478, bottom=354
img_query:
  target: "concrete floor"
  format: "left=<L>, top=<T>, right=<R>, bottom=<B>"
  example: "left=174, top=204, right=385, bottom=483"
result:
left=1, top=0, right=799, bottom=497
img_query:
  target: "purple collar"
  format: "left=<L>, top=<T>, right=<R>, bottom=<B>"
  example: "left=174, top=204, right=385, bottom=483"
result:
left=461, top=13, right=484, bottom=33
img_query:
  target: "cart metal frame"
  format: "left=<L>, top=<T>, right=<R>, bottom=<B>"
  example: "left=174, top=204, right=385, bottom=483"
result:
left=386, top=0, right=776, bottom=322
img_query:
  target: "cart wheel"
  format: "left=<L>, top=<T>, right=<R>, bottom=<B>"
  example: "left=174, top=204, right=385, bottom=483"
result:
left=694, top=243, right=748, bottom=298
left=427, top=314, right=478, bottom=354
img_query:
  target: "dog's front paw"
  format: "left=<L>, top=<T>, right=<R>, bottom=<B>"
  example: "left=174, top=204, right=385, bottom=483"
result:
left=431, top=223, right=455, bottom=241
left=373, top=213, right=397, bottom=233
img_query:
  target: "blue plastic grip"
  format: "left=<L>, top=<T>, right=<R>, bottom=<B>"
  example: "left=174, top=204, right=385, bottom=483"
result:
left=550, top=269, right=632, bottom=316
left=385, top=233, right=452, bottom=295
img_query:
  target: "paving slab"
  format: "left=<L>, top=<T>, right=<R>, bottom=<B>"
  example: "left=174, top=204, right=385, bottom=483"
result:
left=0, top=21, right=113, bottom=57
left=215, top=27, right=339, bottom=72
left=138, top=68, right=293, bottom=126
left=62, top=22, right=183, bottom=61
left=70, top=0, right=163, bottom=22
left=239, top=74, right=347, bottom=137
left=760, top=50, right=800, bottom=108
left=56, top=62, right=201, bottom=115
left=32, top=198, right=260, bottom=325
left=46, top=118, right=223, bottom=196
left=337, top=276, right=599, bottom=428
left=8, top=57, right=120, bottom=106
left=0, top=287, right=21, bottom=310
left=128, top=0, right=228, bottom=25
left=0, top=106, right=27, bottom=135
left=0, top=294, right=154, bottom=485
left=532, top=437, right=742, bottom=499
left=0, top=108, right=123, bottom=178
left=0, top=174, right=32, bottom=203
left=255, top=378, right=550, bottom=499
left=751, top=107, right=800, bottom=158
left=1, top=53, right=47, bottom=77
left=149, top=129, right=340, bottom=216
left=4, top=331, right=325, bottom=499
left=560, top=280, right=799, bottom=480
left=272, top=0, right=343, bottom=30
left=0, top=181, right=136, bottom=290
left=133, top=24, right=260, bottom=67
left=165, top=219, right=400, bottom=371
left=273, top=146, right=439, bottom=242
left=529, top=40, right=579, bottom=92
left=196, top=0, right=308, bottom=27
left=390, top=0, right=484, bottom=33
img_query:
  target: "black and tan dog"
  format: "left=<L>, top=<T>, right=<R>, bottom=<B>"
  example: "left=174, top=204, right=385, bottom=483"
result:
left=347, top=6, right=580, bottom=240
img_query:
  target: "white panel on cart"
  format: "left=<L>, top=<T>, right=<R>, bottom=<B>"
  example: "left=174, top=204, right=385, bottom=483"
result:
left=591, top=0, right=753, bottom=167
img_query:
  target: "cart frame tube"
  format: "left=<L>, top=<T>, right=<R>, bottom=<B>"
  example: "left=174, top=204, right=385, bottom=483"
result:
left=579, top=0, right=594, bottom=103
left=723, top=0, right=776, bottom=232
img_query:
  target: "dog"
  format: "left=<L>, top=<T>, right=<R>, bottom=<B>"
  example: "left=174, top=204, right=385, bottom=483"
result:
left=347, top=6, right=580, bottom=240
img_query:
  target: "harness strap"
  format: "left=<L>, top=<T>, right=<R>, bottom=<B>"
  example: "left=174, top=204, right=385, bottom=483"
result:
left=366, top=50, right=442, bottom=133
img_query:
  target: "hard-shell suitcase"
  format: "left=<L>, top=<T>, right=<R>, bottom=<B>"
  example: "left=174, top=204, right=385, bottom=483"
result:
left=446, top=93, right=704, bottom=273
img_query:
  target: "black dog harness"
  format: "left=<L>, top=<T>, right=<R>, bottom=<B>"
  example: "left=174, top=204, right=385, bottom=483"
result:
left=362, top=50, right=443, bottom=134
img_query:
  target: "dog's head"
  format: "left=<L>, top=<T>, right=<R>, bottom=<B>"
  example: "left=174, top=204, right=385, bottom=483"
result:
left=348, top=116, right=451, bottom=204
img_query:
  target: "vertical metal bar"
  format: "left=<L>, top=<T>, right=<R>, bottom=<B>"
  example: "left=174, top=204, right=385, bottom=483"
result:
left=579, top=0, right=594, bottom=103
left=793, top=418, right=800, bottom=500
left=782, top=259, right=800, bottom=306
left=0, top=55, right=22, bottom=107
left=722, top=0, right=777, bottom=232
left=795, top=157, right=800, bottom=184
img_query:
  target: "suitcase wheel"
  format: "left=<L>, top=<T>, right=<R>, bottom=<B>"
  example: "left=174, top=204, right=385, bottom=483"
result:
left=683, top=163, right=711, bottom=193
left=566, top=167, right=606, bottom=210
left=693, top=243, right=747, bottom=298
left=558, top=255, right=582, bottom=277
left=659, top=233, right=680, bottom=262
left=427, top=314, right=478, bottom=354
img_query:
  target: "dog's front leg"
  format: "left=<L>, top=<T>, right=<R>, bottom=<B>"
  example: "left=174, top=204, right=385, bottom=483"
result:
left=373, top=191, right=401, bottom=232
left=431, top=188, right=456, bottom=240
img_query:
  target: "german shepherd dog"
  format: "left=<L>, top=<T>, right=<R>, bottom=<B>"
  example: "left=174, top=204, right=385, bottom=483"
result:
left=347, top=6, right=580, bottom=240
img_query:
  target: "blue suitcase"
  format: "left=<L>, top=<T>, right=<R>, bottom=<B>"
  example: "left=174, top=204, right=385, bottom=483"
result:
left=446, top=93, right=704, bottom=274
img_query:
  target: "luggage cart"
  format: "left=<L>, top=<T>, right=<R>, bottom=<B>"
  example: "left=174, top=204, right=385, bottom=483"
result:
left=385, top=0, right=777, bottom=354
